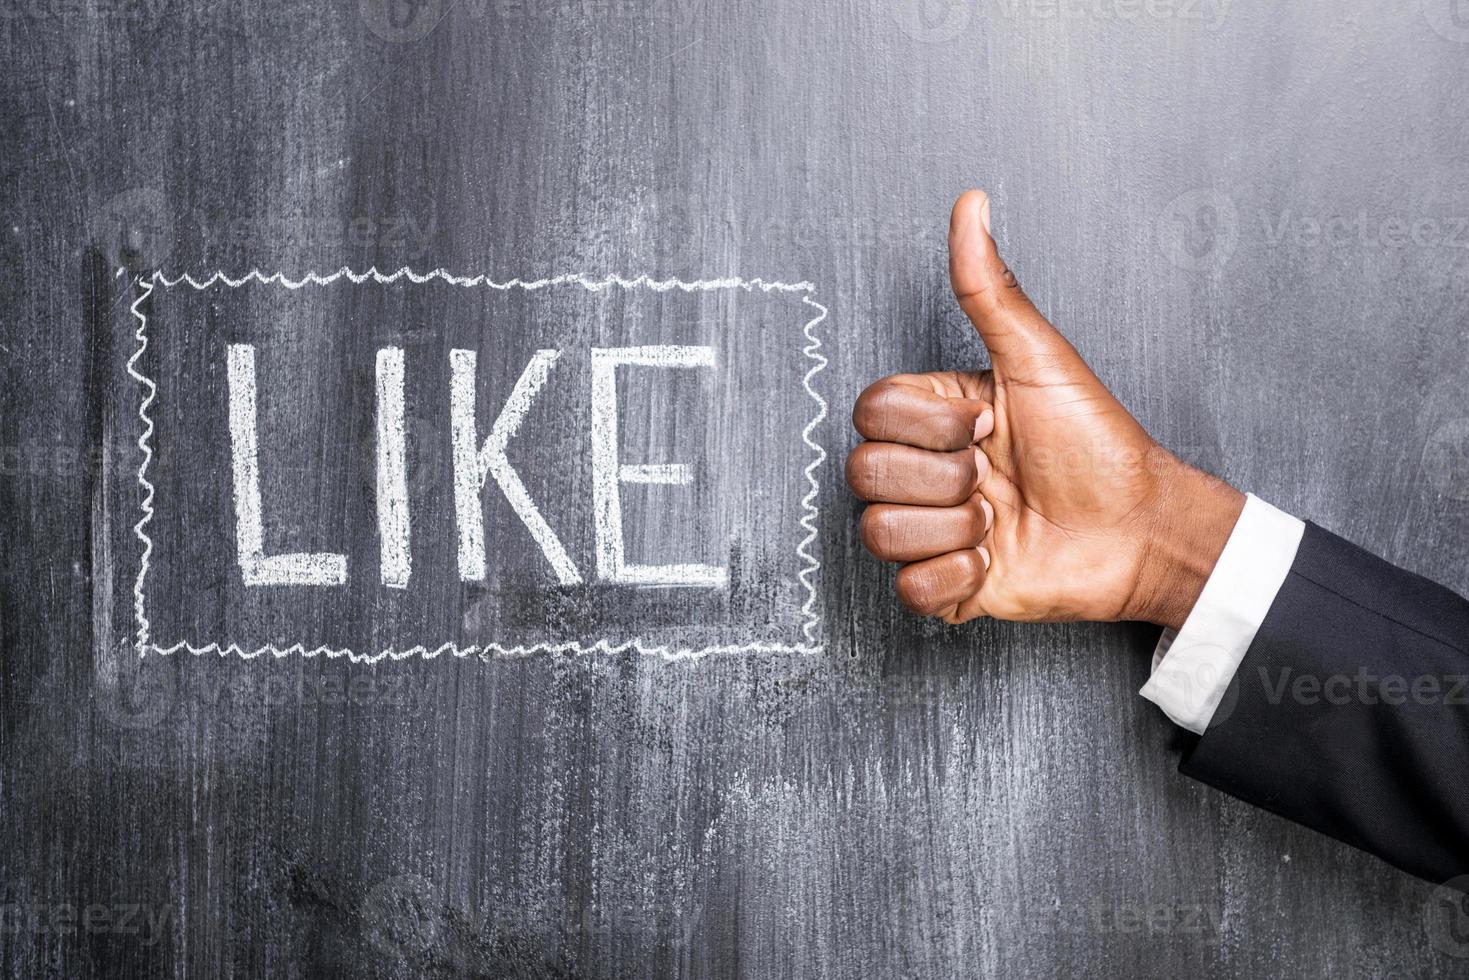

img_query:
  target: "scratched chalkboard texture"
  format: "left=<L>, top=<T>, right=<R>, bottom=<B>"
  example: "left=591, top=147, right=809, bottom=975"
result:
left=4, top=0, right=1469, bottom=977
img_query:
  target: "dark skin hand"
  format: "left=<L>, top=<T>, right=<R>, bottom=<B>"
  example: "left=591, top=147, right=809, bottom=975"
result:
left=846, top=190, right=1245, bottom=630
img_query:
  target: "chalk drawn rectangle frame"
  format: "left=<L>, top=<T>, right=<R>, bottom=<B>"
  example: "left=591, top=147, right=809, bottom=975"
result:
left=126, top=268, right=829, bottom=663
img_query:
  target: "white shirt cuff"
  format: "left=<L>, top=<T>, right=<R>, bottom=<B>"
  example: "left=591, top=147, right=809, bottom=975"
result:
left=1138, top=493, right=1305, bottom=735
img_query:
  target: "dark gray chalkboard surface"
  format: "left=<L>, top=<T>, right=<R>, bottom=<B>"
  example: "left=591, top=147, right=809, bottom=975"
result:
left=4, top=0, right=1469, bottom=976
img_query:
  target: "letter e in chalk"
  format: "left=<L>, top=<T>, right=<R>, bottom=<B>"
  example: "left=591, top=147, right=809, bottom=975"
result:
left=590, top=346, right=728, bottom=588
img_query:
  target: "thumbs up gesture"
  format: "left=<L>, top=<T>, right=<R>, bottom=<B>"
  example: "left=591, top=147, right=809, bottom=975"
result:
left=846, top=191, right=1245, bottom=629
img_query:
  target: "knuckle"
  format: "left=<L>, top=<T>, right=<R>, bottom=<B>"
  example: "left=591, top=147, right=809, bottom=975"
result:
left=850, top=385, right=884, bottom=436
left=951, top=549, right=983, bottom=584
left=895, top=571, right=938, bottom=615
left=937, top=454, right=977, bottom=506
left=929, top=411, right=970, bottom=451
left=858, top=506, right=896, bottom=558
left=897, top=556, right=980, bottom=616
left=852, top=379, right=902, bottom=438
left=844, top=442, right=879, bottom=497
left=853, top=379, right=972, bottom=451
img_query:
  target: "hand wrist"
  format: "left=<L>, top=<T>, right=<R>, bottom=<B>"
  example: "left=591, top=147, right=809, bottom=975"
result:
left=1128, top=459, right=1245, bottom=630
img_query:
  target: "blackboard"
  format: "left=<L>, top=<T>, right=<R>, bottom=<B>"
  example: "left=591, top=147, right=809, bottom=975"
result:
left=5, top=0, right=1469, bottom=975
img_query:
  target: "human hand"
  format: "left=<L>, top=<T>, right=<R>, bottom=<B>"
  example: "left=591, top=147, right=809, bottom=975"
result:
left=845, top=190, right=1244, bottom=629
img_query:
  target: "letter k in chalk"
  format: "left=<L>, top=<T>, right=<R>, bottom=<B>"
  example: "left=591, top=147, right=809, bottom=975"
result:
left=450, top=348, right=583, bottom=585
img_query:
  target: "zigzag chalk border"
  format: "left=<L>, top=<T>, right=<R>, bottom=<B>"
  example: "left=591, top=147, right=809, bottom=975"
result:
left=125, top=268, right=829, bottom=663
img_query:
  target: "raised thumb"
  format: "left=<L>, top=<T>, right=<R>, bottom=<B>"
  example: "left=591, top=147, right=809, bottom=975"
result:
left=948, top=190, right=1079, bottom=373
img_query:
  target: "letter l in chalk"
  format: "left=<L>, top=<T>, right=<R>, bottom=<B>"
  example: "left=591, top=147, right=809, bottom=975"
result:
left=226, top=343, right=348, bottom=586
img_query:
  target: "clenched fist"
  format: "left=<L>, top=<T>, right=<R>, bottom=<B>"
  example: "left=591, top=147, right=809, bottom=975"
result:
left=846, top=191, right=1244, bottom=629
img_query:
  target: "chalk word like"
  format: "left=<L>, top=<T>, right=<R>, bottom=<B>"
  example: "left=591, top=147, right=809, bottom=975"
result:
left=227, top=342, right=727, bottom=591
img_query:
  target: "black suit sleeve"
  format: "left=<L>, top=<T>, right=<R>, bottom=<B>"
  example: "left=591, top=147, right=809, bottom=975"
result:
left=1180, top=522, right=1469, bottom=885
